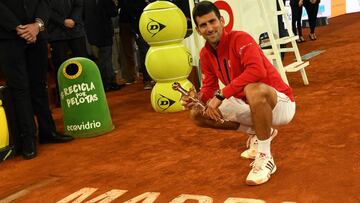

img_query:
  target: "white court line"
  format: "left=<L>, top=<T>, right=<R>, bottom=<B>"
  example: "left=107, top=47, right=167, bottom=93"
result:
left=0, top=177, right=58, bottom=203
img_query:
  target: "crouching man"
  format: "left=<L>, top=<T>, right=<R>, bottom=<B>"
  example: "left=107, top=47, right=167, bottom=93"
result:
left=181, top=1, right=296, bottom=185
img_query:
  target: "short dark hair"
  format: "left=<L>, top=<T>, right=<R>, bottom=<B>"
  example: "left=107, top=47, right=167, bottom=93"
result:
left=192, top=1, right=221, bottom=27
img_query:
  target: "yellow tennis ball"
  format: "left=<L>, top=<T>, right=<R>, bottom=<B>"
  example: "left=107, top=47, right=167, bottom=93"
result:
left=139, top=1, right=187, bottom=46
left=0, top=100, right=9, bottom=148
left=150, top=79, right=193, bottom=113
left=146, top=43, right=192, bottom=82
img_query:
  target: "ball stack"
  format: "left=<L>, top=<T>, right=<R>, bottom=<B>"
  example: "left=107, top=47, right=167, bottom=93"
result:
left=139, top=1, right=194, bottom=112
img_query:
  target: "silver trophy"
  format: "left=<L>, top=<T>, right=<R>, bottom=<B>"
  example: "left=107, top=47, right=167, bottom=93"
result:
left=172, top=82, right=205, bottom=110
left=172, top=82, right=224, bottom=123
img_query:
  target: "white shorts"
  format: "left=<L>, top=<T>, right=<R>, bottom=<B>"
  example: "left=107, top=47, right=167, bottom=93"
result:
left=218, top=90, right=296, bottom=129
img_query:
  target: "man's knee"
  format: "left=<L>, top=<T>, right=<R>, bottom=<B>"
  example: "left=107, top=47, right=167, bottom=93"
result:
left=244, top=83, right=277, bottom=108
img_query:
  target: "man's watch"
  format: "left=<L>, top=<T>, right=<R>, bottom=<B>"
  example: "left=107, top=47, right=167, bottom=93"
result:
left=214, top=89, right=225, bottom=101
left=35, top=18, right=45, bottom=32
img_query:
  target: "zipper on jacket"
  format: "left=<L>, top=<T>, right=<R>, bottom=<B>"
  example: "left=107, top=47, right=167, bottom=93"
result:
left=223, top=59, right=231, bottom=84
left=213, top=50, right=226, bottom=84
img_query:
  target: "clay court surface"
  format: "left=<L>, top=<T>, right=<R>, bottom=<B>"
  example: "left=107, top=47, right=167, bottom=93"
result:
left=1, top=13, right=360, bottom=203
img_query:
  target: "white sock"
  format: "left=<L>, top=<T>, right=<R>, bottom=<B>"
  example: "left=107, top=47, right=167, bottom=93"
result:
left=257, top=137, right=272, bottom=158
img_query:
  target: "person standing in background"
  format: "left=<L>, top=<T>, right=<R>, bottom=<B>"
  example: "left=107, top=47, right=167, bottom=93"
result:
left=303, top=0, right=320, bottom=40
left=83, top=0, right=125, bottom=92
left=118, top=0, right=154, bottom=90
left=290, top=0, right=305, bottom=42
left=118, top=0, right=137, bottom=85
left=0, top=0, right=74, bottom=160
left=48, top=0, right=88, bottom=100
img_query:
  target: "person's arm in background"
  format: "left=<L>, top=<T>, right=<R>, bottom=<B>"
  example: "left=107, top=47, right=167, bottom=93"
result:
left=16, top=0, right=50, bottom=43
left=66, top=0, right=84, bottom=28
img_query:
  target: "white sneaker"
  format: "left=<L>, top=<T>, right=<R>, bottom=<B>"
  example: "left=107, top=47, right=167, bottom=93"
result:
left=240, top=128, right=278, bottom=159
left=246, top=154, right=277, bottom=185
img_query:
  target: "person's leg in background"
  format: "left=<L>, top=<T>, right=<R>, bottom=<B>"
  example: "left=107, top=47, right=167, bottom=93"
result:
left=112, top=24, right=124, bottom=84
left=119, top=23, right=137, bottom=84
left=297, top=6, right=304, bottom=40
left=0, top=39, right=37, bottom=159
left=50, top=40, right=70, bottom=104
left=27, top=40, right=74, bottom=144
left=50, top=40, right=70, bottom=74
left=51, top=37, right=87, bottom=104
left=304, top=1, right=319, bottom=40
left=290, top=1, right=304, bottom=42
left=135, top=35, right=152, bottom=90
left=291, top=4, right=298, bottom=36
left=310, top=3, right=319, bottom=39
left=27, top=40, right=56, bottom=135
left=85, top=35, right=97, bottom=62
left=68, top=37, right=88, bottom=57
left=97, top=45, right=124, bottom=91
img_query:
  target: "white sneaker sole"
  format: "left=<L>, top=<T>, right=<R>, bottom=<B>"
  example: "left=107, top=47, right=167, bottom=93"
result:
left=240, top=129, right=278, bottom=159
left=240, top=148, right=257, bottom=159
left=246, top=165, right=277, bottom=186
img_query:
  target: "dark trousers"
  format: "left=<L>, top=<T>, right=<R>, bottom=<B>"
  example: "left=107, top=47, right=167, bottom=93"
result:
left=291, top=3, right=303, bottom=36
left=304, top=1, right=319, bottom=33
left=50, top=37, right=88, bottom=71
left=119, top=23, right=136, bottom=83
left=0, top=39, right=56, bottom=139
left=135, top=35, right=151, bottom=82
left=50, top=37, right=87, bottom=100
left=119, top=23, right=152, bottom=83
left=97, top=45, right=115, bottom=86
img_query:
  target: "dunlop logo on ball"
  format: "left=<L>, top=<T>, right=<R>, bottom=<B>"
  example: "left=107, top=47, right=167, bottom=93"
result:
left=147, top=18, right=166, bottom=37
left=187, top=51, right=193, bottom=66
left=157, top=94, right=175, bottom=111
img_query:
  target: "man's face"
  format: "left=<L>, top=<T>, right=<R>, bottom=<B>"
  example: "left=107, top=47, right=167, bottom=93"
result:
left=195, top=12, right=225, bottom=48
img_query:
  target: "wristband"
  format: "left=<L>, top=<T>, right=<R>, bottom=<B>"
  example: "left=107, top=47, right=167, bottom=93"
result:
left=214, top=89, right=225, bottom=101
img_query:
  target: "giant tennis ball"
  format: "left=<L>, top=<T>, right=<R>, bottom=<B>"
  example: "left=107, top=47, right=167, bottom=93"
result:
left=151, top=79, right=193, bottom=113
left=139, top=1, right=187, bottom=46
left=146, top=43, right=192, bottom=82
left=0, top=100, right=9, bottom=148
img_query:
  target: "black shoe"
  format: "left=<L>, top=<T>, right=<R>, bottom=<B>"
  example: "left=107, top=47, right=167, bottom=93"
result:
left=22, top=136, right=37, bottom=160
left=39, top=131, right=74, bottom=144
left=110, top=82, right=125, bottom=91
left=104, top=82, right=125, bottom=92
